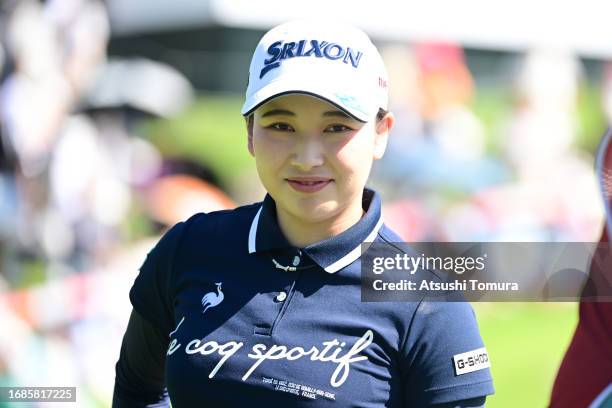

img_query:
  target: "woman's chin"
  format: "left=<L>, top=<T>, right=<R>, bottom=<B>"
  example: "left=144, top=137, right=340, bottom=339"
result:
left=286, top=200, right=341, bottom=224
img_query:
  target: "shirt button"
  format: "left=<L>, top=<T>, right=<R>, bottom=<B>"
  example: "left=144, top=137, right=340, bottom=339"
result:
left=275, top=291, right=287, bottom=302
left=292, top=256, right=301, bottom=266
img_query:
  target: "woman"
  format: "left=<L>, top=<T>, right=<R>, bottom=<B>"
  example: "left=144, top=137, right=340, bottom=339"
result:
left=112, top=20, right=494, bottom=407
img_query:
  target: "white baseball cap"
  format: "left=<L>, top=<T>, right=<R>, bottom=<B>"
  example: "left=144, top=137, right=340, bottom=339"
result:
left=241, top=20, right=389, bottom=122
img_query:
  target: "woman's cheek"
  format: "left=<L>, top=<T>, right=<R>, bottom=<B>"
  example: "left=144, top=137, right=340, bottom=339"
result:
left=257, top=133, right=293, bottom=156
left=334, top=141, right=368, bottom=170
left=253, top=136, right=277, bottom=160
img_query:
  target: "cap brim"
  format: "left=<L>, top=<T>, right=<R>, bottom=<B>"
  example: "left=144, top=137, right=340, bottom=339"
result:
left=241, top=78, right=373, bottom=122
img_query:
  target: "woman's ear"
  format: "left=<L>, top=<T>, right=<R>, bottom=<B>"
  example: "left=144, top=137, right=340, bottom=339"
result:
left=373, top=112, right=394, bottom=160
left=246, top=115, right=255, bottom=157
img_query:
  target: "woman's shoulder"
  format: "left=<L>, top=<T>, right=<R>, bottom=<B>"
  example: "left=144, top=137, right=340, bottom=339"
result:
left=375, top=223, right=448, bottom=284
left=377, top=223, right=404, bottom=243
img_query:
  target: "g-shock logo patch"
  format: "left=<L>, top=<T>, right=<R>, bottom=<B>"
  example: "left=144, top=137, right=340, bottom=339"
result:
left=452, top=347, right=490, bottom=376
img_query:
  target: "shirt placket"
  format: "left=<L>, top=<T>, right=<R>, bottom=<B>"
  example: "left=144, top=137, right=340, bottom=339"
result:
left=254, top=249, right=304, bottom=337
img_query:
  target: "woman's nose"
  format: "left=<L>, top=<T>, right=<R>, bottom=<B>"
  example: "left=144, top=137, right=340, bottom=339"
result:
left=290, top=136, right=325, bottom=171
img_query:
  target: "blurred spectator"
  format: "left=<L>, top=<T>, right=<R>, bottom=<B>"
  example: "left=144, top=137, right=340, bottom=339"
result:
left=374, top=42, right=510, bottom=240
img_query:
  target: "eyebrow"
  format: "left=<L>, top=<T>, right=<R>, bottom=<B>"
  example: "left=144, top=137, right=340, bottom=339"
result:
left=260, top=109, right=351, bottom=119
left=323, top=110, right=351, bottom=119
left=261, top=109, right=295, bottom=118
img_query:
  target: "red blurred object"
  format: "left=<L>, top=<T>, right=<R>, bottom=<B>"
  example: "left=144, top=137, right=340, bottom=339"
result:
left=413, top=42, right=466, bottom=73
left=382, top=199, right=432, bottom=241
left=412, top=42, right=474, bottom=119
left=146, top=175, right=235, bottom=227
left=550, top=129, right=612, bottom=408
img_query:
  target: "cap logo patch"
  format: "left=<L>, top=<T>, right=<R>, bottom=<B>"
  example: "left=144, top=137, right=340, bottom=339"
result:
left=260, top=39, right=363, bottom=79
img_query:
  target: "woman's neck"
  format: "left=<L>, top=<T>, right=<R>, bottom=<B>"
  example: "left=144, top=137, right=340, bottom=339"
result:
left=275, top=199, right=365, bottom=248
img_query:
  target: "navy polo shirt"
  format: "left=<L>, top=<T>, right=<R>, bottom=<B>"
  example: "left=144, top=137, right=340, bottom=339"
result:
left=128, top=189, right=494, bottom=407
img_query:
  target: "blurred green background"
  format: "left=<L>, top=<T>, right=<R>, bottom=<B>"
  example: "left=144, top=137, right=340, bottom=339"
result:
left=475, top=303, right=578, bottom=407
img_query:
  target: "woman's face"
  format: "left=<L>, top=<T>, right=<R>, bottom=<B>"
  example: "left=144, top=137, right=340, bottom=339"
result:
left=247, top=94, right=391, bottom=225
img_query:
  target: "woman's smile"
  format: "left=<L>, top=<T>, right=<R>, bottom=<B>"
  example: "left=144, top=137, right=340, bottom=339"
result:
left=285, top=177, right=333, bottom=193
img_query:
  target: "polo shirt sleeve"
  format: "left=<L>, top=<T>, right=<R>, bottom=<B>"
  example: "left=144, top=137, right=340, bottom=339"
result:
left=129, top=221, right=186, bottom=336
left=113, top=309, right=171, bottom=408
left=401, top=300, right=495, bottom=406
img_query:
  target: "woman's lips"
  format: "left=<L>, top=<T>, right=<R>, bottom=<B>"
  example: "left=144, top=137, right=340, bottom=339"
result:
left=286, top=179, right=332, bottom=193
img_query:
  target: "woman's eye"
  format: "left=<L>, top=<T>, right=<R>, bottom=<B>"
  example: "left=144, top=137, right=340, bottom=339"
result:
left=266, top=123, right=294, bottom=131
left=326, top=124, right=352, bottom=133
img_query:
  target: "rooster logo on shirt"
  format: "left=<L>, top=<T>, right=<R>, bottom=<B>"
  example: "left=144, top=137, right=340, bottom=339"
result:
left=201, top=282, right=224, bottom=314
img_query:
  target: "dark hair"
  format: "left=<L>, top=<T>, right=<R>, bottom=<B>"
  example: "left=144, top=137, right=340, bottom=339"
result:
left=376, top=108, right=388, bottom=122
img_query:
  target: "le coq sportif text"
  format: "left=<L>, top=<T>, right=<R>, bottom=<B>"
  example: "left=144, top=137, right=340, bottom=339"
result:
left=167, top=320, right=373, bottom=388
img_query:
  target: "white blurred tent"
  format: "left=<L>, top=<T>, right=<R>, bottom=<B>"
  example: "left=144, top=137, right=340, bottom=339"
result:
left=80, top=58, right=194, bottom=117
left=107, top=0, right=612, bottom=59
